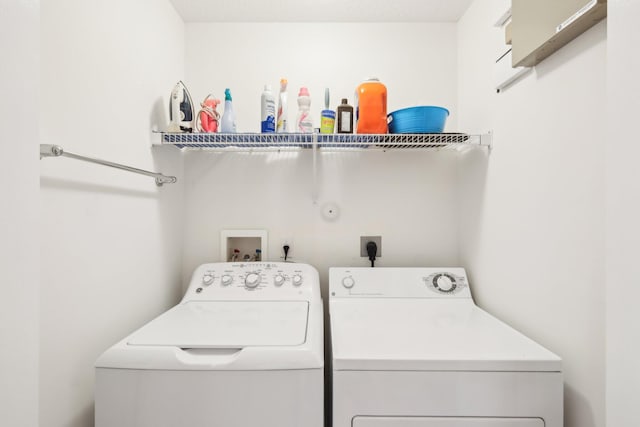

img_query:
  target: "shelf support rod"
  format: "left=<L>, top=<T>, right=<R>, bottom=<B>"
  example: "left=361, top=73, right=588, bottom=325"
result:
left=39, top=144, right=177, bottom=186
left=312, top=133, right=318, bottom=204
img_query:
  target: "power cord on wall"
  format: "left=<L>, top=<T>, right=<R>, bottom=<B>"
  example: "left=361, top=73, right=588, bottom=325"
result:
left=366, top=241, right=377, bottom=268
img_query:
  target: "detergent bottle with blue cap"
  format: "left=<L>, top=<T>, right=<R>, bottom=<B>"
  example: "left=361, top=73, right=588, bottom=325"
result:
left=261, top=85, right=276, bottom=133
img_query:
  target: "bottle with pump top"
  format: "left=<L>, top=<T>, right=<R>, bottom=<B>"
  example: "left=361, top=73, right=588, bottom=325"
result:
left=220, top=88, right=237, bottom=133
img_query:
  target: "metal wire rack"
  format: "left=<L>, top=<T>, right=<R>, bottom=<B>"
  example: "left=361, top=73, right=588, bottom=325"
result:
left=155, top=132, right=491, bottom=151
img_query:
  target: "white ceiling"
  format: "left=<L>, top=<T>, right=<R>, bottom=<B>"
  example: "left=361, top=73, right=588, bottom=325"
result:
left=169, top=0, right=474, bottom=23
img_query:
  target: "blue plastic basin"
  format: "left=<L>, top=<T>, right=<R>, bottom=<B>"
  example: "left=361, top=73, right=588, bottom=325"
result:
left=387, top=106, right=449, bottom=134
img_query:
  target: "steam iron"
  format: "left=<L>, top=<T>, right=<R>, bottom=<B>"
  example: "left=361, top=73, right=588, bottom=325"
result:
left=168, top=81, right=195, bottom=132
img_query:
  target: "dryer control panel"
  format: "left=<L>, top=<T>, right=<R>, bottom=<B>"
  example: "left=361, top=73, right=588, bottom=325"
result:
left=183, top=262, right=321, bottom=302
left=329, top=267, right=472, bottom=299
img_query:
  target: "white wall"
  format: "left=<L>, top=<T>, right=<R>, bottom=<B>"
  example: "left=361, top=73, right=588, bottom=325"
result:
left=606, top=0, right=640, bottom=425
left=186, top=23, right=458, bottom=134
left=457, top=2, right=606, bottom=427
left=182, top=23, right=461, bottom=291
left=39, top=1, right=185, bottom=426
left=0, top=1, right=40, bottom=426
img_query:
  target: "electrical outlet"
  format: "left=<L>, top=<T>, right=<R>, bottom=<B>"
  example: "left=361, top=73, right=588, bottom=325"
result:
left=360, top=236, right=382, bottom=257
left=281, top=239, right=293, bottom=261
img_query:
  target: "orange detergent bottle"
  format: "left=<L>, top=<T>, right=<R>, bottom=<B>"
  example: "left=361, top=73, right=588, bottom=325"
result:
left=355, top=77, right=387, bottom=134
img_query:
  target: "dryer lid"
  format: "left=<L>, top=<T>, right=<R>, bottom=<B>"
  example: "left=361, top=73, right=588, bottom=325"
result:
left=330, top=299, right=561, bottom=372
left=127, top=301, right=309, bottom=348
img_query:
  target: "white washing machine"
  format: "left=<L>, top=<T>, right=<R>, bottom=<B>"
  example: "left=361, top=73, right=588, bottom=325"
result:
left=95, top=262, right=323, bottom=427
left=329, top=267, right=562, bottom=427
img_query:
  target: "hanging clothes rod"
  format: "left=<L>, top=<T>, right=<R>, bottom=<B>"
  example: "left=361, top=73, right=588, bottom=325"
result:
left=40, top=144, right=177, bottom=186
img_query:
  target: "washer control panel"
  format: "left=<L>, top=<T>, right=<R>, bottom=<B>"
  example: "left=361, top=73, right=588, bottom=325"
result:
left=329, top=267, right=471, bottom=299
left=184, top=262, right=320, bottom=302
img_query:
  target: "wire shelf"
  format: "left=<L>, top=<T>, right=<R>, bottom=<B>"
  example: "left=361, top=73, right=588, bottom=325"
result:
left=155, top=132, right=490, bottom=151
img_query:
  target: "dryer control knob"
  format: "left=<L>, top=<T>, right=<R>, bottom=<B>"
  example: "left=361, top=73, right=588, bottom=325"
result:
left=245, top=273, right=261, bottom=288
left=221, top=274, right=233, bottom=286
left=342, top=276, right=355, bottom=289
left=274, top=274, right=285, bottom=287
left=292, top=274, right=303, bottom=287
left=202, top=274, right=214, bottom=286
left=435, top=274, right=455, bottom=292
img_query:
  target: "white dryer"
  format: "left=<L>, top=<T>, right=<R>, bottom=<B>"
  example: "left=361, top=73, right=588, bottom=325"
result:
left=95, top=262, right=323, bottom=427
left=329, top=267, right=562, bottom=427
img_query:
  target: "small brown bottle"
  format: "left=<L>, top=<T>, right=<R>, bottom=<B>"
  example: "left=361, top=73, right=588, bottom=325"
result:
left=336, top=98, right=354, bottom=134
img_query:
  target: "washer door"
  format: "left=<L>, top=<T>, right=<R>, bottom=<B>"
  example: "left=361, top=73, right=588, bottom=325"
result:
left=353, top=417, right=543, bottom=427
left=127, top=301, right=309, bottom=348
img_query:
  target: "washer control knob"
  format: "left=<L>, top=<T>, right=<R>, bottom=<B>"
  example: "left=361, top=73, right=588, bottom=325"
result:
left=202, top=274, right=214, bottom=286
left=434, top=274, right=455, bottom=292
left=342, top=276, right=355, bottom=289
left=292, top=274, right=303, bottom=287
left=274, top=274, right=285, bottom=287
left=245, top=273, right=261, bottom=288
left=221, top=274, right=233, bottom=286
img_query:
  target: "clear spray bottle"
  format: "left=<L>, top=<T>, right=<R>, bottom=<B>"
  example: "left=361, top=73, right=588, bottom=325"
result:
left=220, top=88, right=237, bottom=133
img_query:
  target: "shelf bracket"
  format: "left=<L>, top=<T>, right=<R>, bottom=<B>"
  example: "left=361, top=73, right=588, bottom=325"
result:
left=40, top=144, right=177, bottom=186
left=482, top=131, right=493, bottom=153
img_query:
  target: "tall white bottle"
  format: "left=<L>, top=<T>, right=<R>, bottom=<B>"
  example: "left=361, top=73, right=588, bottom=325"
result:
left=220, top=88, right=236, bottom=133
left=296, top=87, right=313, bottom=133
left=276, top=78, right=288, bottom=133
left=261, top=85, right=276, bottom=133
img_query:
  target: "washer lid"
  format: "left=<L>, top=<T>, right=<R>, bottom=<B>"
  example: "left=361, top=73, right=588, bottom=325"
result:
left=330, top=299, right=561, bottom=372
left=128, top=301, right=308, bottom=348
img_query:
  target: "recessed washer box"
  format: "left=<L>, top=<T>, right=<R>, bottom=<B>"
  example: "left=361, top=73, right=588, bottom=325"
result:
left=220, top=229, right=268, bottom=262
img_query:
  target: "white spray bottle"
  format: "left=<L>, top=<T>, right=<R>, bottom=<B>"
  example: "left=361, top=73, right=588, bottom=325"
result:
left=220, top=88, right=236, bottom=133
